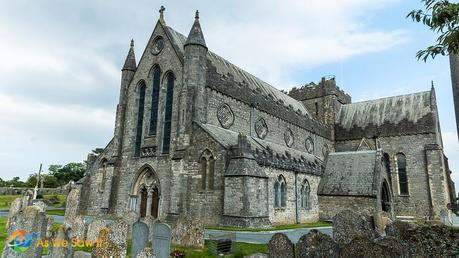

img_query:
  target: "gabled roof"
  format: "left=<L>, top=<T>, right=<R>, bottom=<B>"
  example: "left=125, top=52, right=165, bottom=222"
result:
left=162, top=25, right=311, bottom=117
left=337, top=91, right=432, bottom=131
left=318, top=150, right=377, bottom=196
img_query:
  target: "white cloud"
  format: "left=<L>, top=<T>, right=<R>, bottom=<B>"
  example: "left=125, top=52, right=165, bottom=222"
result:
left=0, top=0, right=408, bottom=179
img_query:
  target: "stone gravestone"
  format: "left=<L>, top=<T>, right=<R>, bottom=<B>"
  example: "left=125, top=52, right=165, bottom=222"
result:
left=131, top=221, right=150, bottom=258
left=86, top=218, right=106, bottom=241
left=171, top=216, right=205, bottom=248
left=153, top=223, right=172, bottom=258
left=69, top=216, right=86, bottom=240
left=296, top=229, right=340, bottom=258
left=64, top=188, right=80, bottom=226
left=267, top=233, right=294, bottom=258
left=6, top=198, right=22, bottom=229
left=333, top=209, right=379, bottom=246
left=2, top=206, right=47, bottom=258
left=92, top=228, right=122, bottom=258
left=108, top=220, right=128, bottom=258
left=47, top=225, right=74, bottom=258
left=122, top=210, right=139, bottom=238
left=136, top=247, right=156, bottom=258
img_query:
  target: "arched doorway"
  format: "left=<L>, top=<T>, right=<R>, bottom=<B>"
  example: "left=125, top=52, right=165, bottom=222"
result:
left=381, top=180, right=391, bottom=212
left=130, top=166, right=161, bottom=219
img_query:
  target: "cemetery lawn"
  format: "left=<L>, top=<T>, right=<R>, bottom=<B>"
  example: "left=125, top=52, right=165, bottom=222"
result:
left=0, top=194, right=67, bottom=210
left=0, top=217, right=6, bottom=251
left=206, top=221, right=332, bottom=232
left=45, top=209, right=66, bottom=216
left=172, top=241, right=267, bottom=258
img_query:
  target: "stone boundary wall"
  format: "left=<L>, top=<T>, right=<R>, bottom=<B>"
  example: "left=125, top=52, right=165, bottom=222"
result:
left=0, top=187, right=68, bottom=196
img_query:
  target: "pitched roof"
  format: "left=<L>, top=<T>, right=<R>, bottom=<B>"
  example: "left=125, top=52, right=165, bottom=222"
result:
left=337, top=91, right=432, bottom=130
left=318, top=150, right=377, bottom=196
left=163, top=25, right=310, bottom=117
left=198, top=123, right=318, bottom=163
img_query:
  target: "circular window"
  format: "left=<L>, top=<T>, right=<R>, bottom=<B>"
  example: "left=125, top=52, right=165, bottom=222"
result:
left=255, top=118, right=268, bottom=139
left=284, top=128, right=294, bottom=147
left=217, top=104, right=234, bottom=129
left=305, top=137, right=314, bottom=154
left=152, top=37, right=164, bottom=55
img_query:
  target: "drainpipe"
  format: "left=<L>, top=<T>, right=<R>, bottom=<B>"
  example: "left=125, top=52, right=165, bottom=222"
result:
left=295, top=172, right=299, bottom=224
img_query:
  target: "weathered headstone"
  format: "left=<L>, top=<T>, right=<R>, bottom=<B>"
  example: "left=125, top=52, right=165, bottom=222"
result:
left=91, top=228, right=122, bottom=258
left=171, top=216, right=204, bottom=248
left=64, top=188, right=80, bottom=226
left=47, top=225, right=74, bottom=258
left=6, top=198, right=22, bottom=229
left=73, top=251, right=91, bottom=258
left=69, top=216, right=86, bottom=240
left=153, top=223, right=172, bottom=258
left=122, top=210, right=139, bottom=238
left=32, top=200, right=46, bottom=213
left=2, top=206, right=47, bottom=258
left=332, top=210, right=379, bottom=246
left=86, top=218, right=105, bottom=241
left=108, top=220, right=128, bottom=258
left=267, top=233, right=294, bottom=258
left=296, top=229, right=340, bottom=258
left=386, top=220, right=459, bottom=257
left=136, top=247, right=156, bottom=258
left=131, top=221, right=149, bottom=258
left=46, top=216, right=54, bottom=238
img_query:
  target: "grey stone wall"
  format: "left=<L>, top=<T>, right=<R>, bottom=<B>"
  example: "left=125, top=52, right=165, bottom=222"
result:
left=265, top=167, right=320, bottom=225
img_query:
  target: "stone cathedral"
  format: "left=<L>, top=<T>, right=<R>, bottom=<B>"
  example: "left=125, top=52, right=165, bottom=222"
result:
left=78, top=8, right=456, bottom=228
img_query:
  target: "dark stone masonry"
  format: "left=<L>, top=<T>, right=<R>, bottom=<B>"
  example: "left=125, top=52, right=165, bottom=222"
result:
left=76, top=7, right=456, bottom=229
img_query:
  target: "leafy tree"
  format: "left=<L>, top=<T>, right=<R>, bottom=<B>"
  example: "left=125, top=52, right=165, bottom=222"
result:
left=49, top=162, right=86, bottom=186
left=408, top=0, right=459, bottom=140
left=25, top=174, right=38, bottom=188
left=408, top=0, right=459, bottom=60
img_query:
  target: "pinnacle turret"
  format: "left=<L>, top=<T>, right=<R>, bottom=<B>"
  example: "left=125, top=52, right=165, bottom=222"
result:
left=184, top=10, right=207, bottom=48
left=122, top=39, right=136, bottom=71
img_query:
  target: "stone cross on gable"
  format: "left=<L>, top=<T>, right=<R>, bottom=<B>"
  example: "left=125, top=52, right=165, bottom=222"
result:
left=159, top=6, right=165, bottom=24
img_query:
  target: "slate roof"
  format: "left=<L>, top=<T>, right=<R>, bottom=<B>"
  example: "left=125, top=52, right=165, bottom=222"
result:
left=318, top=150, right=377, bottom=196
left=337, top=91, right=432, bottom=130
left=163, top=25, right=311, bottom=117
left=198, top=123, right=318, bottom=163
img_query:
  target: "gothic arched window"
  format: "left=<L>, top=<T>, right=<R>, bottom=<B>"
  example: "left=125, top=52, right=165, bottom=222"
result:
left=162, top=73, right=174, bottom=154
left=300, top=179, right=310, bottom=209
left=134, top=81, right=146, bottom=157
left=396, top=153, right=408, bottom=195
left=149, top=66, right=161, bottom=135
left=200, top=149, right=215, bottom=190
left=274, top=175, right=287, bottom=208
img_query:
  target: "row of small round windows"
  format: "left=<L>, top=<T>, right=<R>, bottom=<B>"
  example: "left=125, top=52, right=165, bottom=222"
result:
left=217, top=103, right=329, bottom=156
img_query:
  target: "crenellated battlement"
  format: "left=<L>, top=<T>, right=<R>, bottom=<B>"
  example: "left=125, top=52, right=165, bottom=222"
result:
left=288, top=77, right=351, bottom=104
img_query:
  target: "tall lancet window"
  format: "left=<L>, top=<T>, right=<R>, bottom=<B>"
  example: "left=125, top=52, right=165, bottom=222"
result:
left=134, top=81, right=146, bottom=157
left=397, top=153, right=409, bottom=195
left=162, top=73, right=174, bottom=154
left=149, top=66, right=161, bottom=135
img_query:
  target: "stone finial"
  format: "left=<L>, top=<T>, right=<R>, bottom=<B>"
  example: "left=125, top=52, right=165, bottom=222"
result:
left=130, top=39, right=134, bottom=48
left=195, top=10, right=199, bottom=20
left=159, top=5, right=166, bottom=24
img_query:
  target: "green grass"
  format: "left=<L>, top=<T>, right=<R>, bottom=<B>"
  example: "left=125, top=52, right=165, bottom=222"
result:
left=0, top=195, right=22, bottom=210
left=0, top=194, right=67, bottom=210
left=171, top=241, right=267, bottom=258
left=0, top=217, right=7, bottom=252
left=45, top=210, right=65, bottom=216
left=206, top=221, right=332, bottom=232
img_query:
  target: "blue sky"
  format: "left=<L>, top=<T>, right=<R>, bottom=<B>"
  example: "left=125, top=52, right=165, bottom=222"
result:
left=0, top=0, right=458, bottom=183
